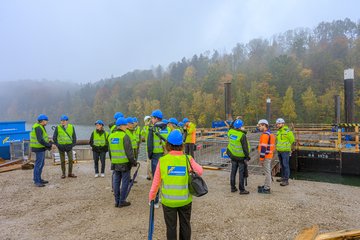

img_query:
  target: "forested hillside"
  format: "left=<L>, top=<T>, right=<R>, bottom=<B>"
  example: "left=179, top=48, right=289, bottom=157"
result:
left=2, top=19, right=360, bottom=127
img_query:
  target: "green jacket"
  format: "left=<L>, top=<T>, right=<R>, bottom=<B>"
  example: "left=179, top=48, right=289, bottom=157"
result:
left=276, top=125, right=295, bottom=152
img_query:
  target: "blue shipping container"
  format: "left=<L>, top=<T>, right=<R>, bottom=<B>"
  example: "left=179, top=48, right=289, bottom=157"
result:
left=0, top=131, right=30, bottom=160
left=0, top=121, right=26, bottom=133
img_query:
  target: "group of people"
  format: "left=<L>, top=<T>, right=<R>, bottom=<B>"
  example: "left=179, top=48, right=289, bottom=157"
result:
left=226, top=117, right=295, bottom=195
left=30, top=110, right=294, bottom=240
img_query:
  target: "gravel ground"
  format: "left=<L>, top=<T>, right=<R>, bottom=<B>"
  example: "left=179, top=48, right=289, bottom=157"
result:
left=1, top=158, right=360, bottom=240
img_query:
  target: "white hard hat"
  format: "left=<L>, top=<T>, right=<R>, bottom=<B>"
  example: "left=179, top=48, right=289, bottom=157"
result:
left=276, top=118, right=285, bottom=124
left=144, top=116, right=151, bottom=122
left=258, top=119, right=269, bottom=125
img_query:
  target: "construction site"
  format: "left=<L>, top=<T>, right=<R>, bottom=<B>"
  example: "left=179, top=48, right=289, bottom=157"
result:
left=1, top=70, right=360, bottom=240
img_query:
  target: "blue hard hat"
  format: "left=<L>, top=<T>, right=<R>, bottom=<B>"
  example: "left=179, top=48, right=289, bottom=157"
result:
left=167, top=130, right=183, bottom=146
left=37, top=114, right=48, bottom=121
left=182, top=118, right=189, bottom=123
left=126, top=117, right=134, bottom=124
left=163, top=119, right=169, bottom=124
left=116, top=117, right=127, bottom=126
left=233, top=119, right=244, bottom=129
left=95, top=120, right=104, bottom=126
left=133, top=117, right=138, bottom=123
left=151, top=109, right=163, bottom=119
left=178, top=122, right=184, bottom=127
left=114, top=112, right=124, bottom=120
left=169, top=118, right=178, bottom=125
left=60, top=115, right=69, bottom=121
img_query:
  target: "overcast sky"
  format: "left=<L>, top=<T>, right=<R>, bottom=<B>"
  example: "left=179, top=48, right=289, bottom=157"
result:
left=1, top=0, right=359, bottom=83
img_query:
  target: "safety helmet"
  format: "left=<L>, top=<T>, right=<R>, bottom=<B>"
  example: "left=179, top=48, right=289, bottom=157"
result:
left=169, top=118, right=178, bottom=125
left=258, top=119, right=269, bottom=125
left=167, top=130, right=183, bottom=146
left=163, top=119, right=169, bottom=124
left=276, top=118, right=285, bottom=124
left=114, top=112, right=124, bottom=120
left=133, top=117, right=138, bottom=123
left=126, top=117, right=134, bottom=124
left=60, top=115, right=69, bottom=121
left=37, top=114, right=49, bottom=121
left=151, top=109, right=163, bottom=119
left=95, top=120, right=104, bottom=126
left=182, top=118, right=189, bottom=123
left=178, top=122, right=184, bottom=127
left=233, top=119, right=244, bottom=129
left=144, top=116, right=151, bottom=122
left=116, top=117, right=127, bottom=126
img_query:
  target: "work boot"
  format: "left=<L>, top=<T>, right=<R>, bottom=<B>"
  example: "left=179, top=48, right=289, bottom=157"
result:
left=231, top=187, right=238, bottom=193
left=239, top=190, right=249, bottom=195
left=276, top=178, right=283, bottom=182
left=258, top=187, right=271, bottom=194
left=61, top=175, right=66, bottom=179
left=35, top=183, right=45, bottom=187
left=68, top=173, right=77, bottom=178
left=280, top=180, right=289, bottom=186
left=119, top=201, right=131, bottom=208
left=41, top=179, right=49, bottom=184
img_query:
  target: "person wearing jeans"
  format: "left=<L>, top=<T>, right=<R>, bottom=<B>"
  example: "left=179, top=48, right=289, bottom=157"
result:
left=275, top=118, right=295, bottom=186
left=109, top=117, right=136, bottom=208
left=30, top=114, right=53, bottom=187
left=89, top=120, right=109, bottom=178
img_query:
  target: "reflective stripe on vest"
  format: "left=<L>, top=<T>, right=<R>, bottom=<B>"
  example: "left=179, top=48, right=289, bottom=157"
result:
left=153, top=130, right=164, bottom=154
left=160, top=154, right=192, bottom=208
left=30, top=123, right=49, bottom=149
left=227, top=129, right=248, bottom=157
left=93, top=130, right=108, bottom=147
left=276, top=127, right=293, bottom=152
left=126, top=129, right=137, bottom=149
left=109, top=131, right=129, bottom=164
left=57, top=124, right=74, bottom=145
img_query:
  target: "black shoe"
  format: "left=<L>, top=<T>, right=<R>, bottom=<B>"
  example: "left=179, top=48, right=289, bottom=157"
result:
left=115, top=203, right=119, bottom=208
left=240, top=190, right=250, bottom=195
left=35, top=183, right=45, bottom=187
left=276, top=178, right=283, bottom=182
left=257, top=185, right=264, bottom=190
left=119, top=201, right=131, bottom=208
left=258, top=188, right=271, bottom=194
left=280, top=181, right=289, bottom=186
left=231, top=188, right=238, bottom=193
left=41, top=180, right=49, bottom=184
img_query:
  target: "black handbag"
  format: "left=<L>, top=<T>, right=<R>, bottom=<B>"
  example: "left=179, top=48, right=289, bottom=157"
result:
left=186, top=155, right=208, bottom=197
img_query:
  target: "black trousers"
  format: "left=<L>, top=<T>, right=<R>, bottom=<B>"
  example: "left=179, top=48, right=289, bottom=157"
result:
left=230, top=159, right=246, bottom=191
left=162, top=203, right=192, bottom=240
left=184, top=143, right=195, bottom=158
left=93, top=151, right=106, bottom=174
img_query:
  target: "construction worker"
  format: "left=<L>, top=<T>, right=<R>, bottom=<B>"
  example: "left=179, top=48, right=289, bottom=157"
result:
left=226, top=119, right=250, bottom=194
left=109, top=112, right=124, bottom=133
left=168, top=118, right=179, bottom=131
left=53, top=115, right=77, bottom=179
left=141, top=115, right=152, bottom=180
left=149, top=130, right=203, bottom=240
left=178, top=121, right=186, bottom=142
left=89, top=120, right=109, bottom=178
left=109, top=117, right=137, bottom=208
left=147, top=109, right=168, bottom=208
left=257, top=119, right=275, bottom=194
left=125, top=117, right=138, bottom=159
left=183, top=118, right=196, bottom=158
left=133, top=117, right=141, bottom=156
left=30, top=114, right=53, bottom=187
left=275, top=118, right=295, bottom=186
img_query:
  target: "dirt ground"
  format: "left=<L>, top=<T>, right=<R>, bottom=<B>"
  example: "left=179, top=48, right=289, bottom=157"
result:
left=1, top=158, right=360, bottom=240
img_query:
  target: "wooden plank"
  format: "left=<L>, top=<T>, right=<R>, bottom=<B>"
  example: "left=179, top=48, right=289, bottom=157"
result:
left=296, top=146, right=338, bottom=152
left=0, top=164, right=22, bottom=173
left=0, top=159, right=23, bottom=168
left=315, top=229, right=360, bottom=240
left=295, top=225, right=319, bottom=240
left=202, top=166, right=221, bottom=170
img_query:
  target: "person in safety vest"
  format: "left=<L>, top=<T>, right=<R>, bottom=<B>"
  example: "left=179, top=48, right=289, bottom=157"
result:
left=141, top=115, right=152, bottom=180
left=109, top=117, right=137, bottom=208
left=109, top=112, right=124, bottom=133
left=275, top=118, right=295, bottom=186
left=133, top=117, right=141, bottom=157
left=89, top=120, right=109, bottom=178
left=183, top=118, right=196, bottom=158
left=30, top=114, right=53, bottom=187
left=149, top=130, right=203, bottom=240
left=257, top=119, right=275, bottom=194
left=147, top=109, right=168, bottom=208
left=178, top=121, right=186, bottom=142
left=53, top=115, right=77, bottom=179
left=168, top=118, right=179, bottom=132
left=226, top=119, right=250, bottom=194
left=125, top=117, right=138, bottom=159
